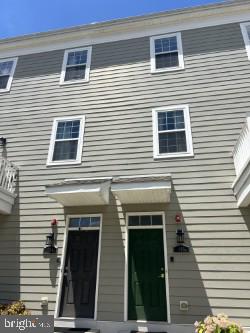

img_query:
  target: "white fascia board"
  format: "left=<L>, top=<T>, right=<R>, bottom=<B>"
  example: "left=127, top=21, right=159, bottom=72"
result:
left=237, top=183, right=250, bottom=207
left=111, top=180, right=171, bottom=204
left=111, top=180, right=171, bottom=192
left=1, top=4, right=250, bottom=58
left=46, top=181, right=110, bottom=206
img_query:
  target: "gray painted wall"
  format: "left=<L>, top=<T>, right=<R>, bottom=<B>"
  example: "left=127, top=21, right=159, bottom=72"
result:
left=0, top=22, right=250, bottom=325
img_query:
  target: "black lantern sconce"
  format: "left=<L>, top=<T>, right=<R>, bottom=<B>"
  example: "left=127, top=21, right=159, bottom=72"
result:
left=0, top=137, right=7, bottom=146
left=176, top=228, right=185, bottom=243
left=174, top=228, right=190, bottom=253
left=43, top=218, right=58, bottom=254
left=43, top=233, right=57, bottom=254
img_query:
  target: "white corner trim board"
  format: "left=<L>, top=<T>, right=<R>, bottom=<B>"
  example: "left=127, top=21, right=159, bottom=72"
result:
left=240, top=22, right=250, bottom=60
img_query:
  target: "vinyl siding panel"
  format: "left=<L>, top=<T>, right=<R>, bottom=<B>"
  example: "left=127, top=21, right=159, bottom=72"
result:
left=0, top=21, right=250, bottom=326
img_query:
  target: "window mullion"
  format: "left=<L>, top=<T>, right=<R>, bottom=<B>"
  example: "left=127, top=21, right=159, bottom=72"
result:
left=55, top=138, right=79, bottom=142
left=66, top=63, right=85, bottom=68
left=155, top=50, right=177, bottom=56
left=158, top=129, right=186, bottom=134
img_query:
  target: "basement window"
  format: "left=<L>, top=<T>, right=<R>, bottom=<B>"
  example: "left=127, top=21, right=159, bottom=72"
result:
left=47, top=116, right=85, bottom=165
left=60, top=47, right=92, bottom=84
left=0, top=58, right=18, bottom=93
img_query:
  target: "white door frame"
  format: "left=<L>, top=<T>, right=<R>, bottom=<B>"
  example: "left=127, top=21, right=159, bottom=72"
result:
left=54, top=214, right=103, bottom=321
left=124, top=211, right=171, bottom=323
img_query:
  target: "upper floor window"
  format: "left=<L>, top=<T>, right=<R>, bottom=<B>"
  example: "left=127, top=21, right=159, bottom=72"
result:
left=60, top=47, right=92, bottom=84
left=150, top=33, right=184, bottom=73
left=47, top=116, right=85, bottom=165
left=240, top=22, right=250, bottom=60
left=152, top=105, right=193, bottom=159
left=0, top=58, right=18, bottom=93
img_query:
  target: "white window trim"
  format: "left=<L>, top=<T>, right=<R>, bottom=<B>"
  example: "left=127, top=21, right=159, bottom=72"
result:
left=152, top=104, right=194, bottom=159
left=150, top=32, right=184, bottom=73
left=0, top=57, right=18, bottom=93
left=59, top=46, right=92, bottom=85
left=240, top=22, right=250, bottom=61
left=47, top=115, right=85, bottom=166
left=55, top=214, right=102, bottom=321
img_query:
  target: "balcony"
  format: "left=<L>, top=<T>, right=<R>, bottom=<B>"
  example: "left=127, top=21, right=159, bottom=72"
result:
left=232, top=115, right=250, bottom=207
left=0, top=159, right=17, bottom=214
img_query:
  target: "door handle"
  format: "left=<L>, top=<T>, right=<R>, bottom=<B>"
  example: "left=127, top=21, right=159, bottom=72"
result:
left=158, top=273, right=165, bottom=278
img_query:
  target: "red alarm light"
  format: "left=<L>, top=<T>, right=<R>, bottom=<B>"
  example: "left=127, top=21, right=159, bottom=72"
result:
left=51, top=218, right=58, bottom=226
left=175, top=214, right=181, bottom=223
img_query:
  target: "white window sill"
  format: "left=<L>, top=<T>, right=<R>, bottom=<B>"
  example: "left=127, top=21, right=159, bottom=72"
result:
left=0, top=88, right=11, bottom=93
left=154, top=152, right=194, bottom=160
left=151, top=66, right=185, bottom=74
left=46, top=161, right=82, bottom=167
left=59, top=79, right=89, bottom=86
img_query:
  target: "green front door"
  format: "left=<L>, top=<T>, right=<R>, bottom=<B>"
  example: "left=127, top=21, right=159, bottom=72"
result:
left=128, top=229, right=167, bottom=321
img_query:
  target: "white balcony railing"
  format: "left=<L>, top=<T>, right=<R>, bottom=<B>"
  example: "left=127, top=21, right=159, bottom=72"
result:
left=0, top=159, right=17, bottom=194
left=232, top=116, right=250, bottom=207
left=232, top=116, right=250, bottom=178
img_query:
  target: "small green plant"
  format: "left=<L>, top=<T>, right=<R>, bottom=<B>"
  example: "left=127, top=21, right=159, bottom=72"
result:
left=194, top=314, right=244, bottom=333
left=0, top=301, right=31, bottom=315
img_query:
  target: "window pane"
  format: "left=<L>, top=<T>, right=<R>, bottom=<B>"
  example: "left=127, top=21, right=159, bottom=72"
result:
left=90, top=217, right=101, bottom=227
left=80, top=217, right=91, bottom=227
left=140, top=215, right=151, bottom=225
left=246, top=25, right=250, bottom=39
left=69, top=218, right=80, bottom=228
left=0, top=61, right=13, bottom=76
left=155, top=37, right=177, bottom=53
left=65, top=65, right=86, bottom=81
left=159, top=131, right=187, bottom=154
left=53, top=140, right=78, bottom=161
left=155, top=52, right=179, bottom=69
left=158, top=110, right=185, bottom=131
left=56, top=120, right=80, bottom=139
left=67, top=51, right=88, bottom=65
left=152, top=215, right=163, bottom=225
left=0, top=76, right=9, bottom=89
left=128, top=216, right=139, bottom=226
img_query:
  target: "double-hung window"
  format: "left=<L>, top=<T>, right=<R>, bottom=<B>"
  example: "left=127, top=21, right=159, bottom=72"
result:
left=153, top=105, right=193, bottom=158
left=47, top=116, right=85, bottom=165
left=150, top=33, right=184, bottom=73
left=240, top=22, right=250, bottom=60
left=60, top=47, right=92, bottom=84
left=0, top=58, right=18, bottom=92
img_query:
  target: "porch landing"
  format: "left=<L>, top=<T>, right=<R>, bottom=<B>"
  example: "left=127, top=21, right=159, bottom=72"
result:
left=54, top=319, right=194, bottom=333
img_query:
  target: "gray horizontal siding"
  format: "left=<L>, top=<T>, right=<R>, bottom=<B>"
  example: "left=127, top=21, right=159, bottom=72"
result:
left=0, top=21, right=250, bottom=325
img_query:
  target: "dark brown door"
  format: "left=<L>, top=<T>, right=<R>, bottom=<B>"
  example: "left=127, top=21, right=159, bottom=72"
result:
left=128, top=229, right=167, bottom=321
left=59, top=230, right=99, bottom=318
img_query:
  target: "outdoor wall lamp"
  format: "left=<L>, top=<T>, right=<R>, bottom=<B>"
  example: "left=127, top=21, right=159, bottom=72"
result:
left=176, top=228, right=185, bottom=243
left=0, top=137, right=7, bottom=146
left=43, top=232, right=57, bottom=254
left=174, top=228, right=190, bottom=253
